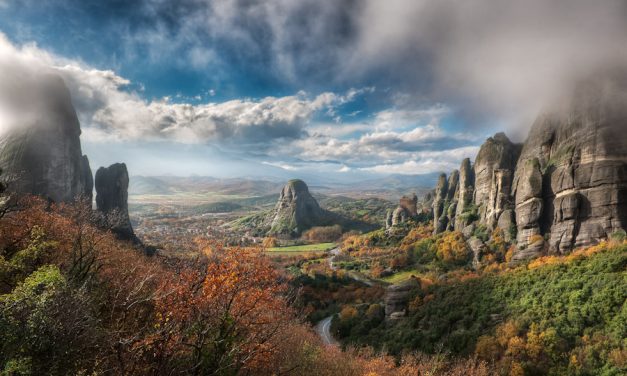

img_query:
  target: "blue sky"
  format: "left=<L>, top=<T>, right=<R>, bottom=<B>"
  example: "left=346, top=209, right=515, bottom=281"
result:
left=1, top=0, right=625, bottom=183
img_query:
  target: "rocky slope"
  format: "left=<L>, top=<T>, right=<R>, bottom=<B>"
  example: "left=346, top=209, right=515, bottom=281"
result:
left=425, top=73, right=627, bottom=261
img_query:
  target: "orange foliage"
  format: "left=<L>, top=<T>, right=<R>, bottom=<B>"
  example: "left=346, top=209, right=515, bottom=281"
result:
left=435, top=231, right=470, bottom=264
left=262, top=236, right=278, bottom=248
left=400, top=224, right=434, bottom=249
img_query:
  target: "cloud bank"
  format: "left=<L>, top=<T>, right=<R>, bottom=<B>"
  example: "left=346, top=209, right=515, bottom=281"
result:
left=0, top=32, right=476, bottom=177
left=3, top=0, right=626, bottom=178
left=108, top=0, right=627, bottom=136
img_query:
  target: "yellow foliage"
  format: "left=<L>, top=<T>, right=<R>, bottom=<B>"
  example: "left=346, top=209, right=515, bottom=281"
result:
left=529, top=234, right=545, bottom=244
left=475, top=335, right=501, bottom=360
left=509, top=361, right=525, bottom=376
left=408, top=295, right=422, bottom=313
left=435, top=231, right=469, bottom=263
left=506, top=336, right=526, bottom=357
left=340, top=306, right=358, bottom=321
left=505, top=245, right=515, bottom=263
left=262, top=237, right=278, bottom=248
left=496, top=321, right=520, bottom=347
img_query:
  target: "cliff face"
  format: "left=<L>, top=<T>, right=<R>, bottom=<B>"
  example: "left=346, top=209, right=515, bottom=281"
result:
left=473, top=133, right=522, bottom=226
left=95, top=163, right=137, bottom=242
left=0, top=75, right=92, bottom=203
left=426, top=73, right=627, bottom=261
left=268, top=179, right=327, bottom=236
left=512, top=74, right=627, bottom=259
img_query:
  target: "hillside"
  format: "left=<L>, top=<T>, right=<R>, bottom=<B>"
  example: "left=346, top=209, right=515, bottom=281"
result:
left=332, top=242, right=626, bottom=375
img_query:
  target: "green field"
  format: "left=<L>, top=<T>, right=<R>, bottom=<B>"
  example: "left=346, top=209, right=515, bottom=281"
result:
left=380, top=269, right=420, bottom=283
left=267, top=242, right=336, bottom=253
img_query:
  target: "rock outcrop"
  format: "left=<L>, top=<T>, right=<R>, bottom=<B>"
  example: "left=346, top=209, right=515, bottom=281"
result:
left=268, top=179, right=328, bottom=236
left=432, top=173, right=449, bottom=234
left=387, top=194, right=418, bottom=228
left=0, top=75, right=92, bottom=203
left=454, top=158, right=475, bottom=230
left=423, top=71, right=627, bottom=261
left=511, top=72, right=627, bottom=259
left=384, top=277, right=419, bottom=319
left=95, top=163, right=137, bottom=242
left=473, top=133, right=522, bottom=225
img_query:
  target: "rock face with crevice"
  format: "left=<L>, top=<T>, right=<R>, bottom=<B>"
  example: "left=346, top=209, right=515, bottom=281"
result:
left=95, top=163, right=137, bottom=242
left=473, top=133, right=522, bottom=225
left=511, top=72, right=627, bottom=259
left=454, top=158, right=475, bottom=230
left=432, top=173, right=449, bottom=234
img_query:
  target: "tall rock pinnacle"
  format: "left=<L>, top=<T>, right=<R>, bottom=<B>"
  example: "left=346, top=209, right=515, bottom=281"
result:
left=0, top=75, right=92, bottom=202
left=95, top=163, right=137, bottom=242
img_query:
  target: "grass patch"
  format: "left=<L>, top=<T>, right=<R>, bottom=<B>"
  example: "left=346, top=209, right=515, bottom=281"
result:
left=381, top=269, right=420, bottom=284
left=266, top=242, right=336, bottom=253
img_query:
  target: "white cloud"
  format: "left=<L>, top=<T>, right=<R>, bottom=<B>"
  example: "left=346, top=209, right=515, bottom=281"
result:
left=0, top=33, right=364, bottom=145
left=0, top=32, right=483, bottom=176
left=359, top=146, right=480, bottom=175
left=261, top=161, right=300, bottom=171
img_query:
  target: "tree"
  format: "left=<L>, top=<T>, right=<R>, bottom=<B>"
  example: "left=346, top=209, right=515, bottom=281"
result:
left=435, top=232, right=470, bottom=265
left=0, top=265, right=99, bottom=375
left=152, top=245, right=295, bottom=375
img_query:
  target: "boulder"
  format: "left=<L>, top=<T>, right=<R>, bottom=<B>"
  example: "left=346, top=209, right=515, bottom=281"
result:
left=468, top=237, right=486, bottom=267
left=384, top=277, right=420, bottom=318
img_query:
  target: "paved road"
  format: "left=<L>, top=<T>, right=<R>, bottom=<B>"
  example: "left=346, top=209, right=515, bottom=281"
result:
left=315, top=315, right=339, bottom=346
left=328, top=247, right=340, bottom=270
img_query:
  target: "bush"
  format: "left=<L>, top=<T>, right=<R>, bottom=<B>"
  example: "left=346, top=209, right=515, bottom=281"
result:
left=303, top=225, right=343, bottom=243
left=435, top=232, right=470, bottom=265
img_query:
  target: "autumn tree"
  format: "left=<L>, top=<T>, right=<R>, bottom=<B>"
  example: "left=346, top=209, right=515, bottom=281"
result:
left=435, top=231, right=470, bottom=265
left=152, top=244, right=295, bottom=375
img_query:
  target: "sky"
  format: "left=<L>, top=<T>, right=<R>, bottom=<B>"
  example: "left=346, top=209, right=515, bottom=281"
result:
left=1, top=0, right=626, bottom=183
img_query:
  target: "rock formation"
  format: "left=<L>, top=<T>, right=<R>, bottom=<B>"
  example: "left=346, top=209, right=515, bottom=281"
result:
left=472, top=133, right=522, bottom=225
left=95, top=163, right=137, bottom=242
left=268, top=179, right=328, bottom=236
left=423, top=71, right=627, bottom=261
left=432, top=173, right=449, bottom=234
left=0, top=75, right=92, bottom=203
left=511, top=72, right=627, bottom=259
left=387, top=194, right=418, bottom=228
left=454, top=158, right=475, bottom=230
left=384, top=277, right=420, bottom=319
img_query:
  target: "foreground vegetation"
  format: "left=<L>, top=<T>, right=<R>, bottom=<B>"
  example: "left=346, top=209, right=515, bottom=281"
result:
left=1, top=173, right=623, bottom=375
left=0, top=196, right=494, bottom=375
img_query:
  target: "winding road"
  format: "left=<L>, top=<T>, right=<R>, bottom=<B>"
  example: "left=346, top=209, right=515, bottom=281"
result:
left=314, top=315, right=338, bottom=346
left=314, top=247, right=379, bottom=345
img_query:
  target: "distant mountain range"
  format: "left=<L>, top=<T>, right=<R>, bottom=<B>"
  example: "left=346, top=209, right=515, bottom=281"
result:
left=129, top=173, right=440, bottom=200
